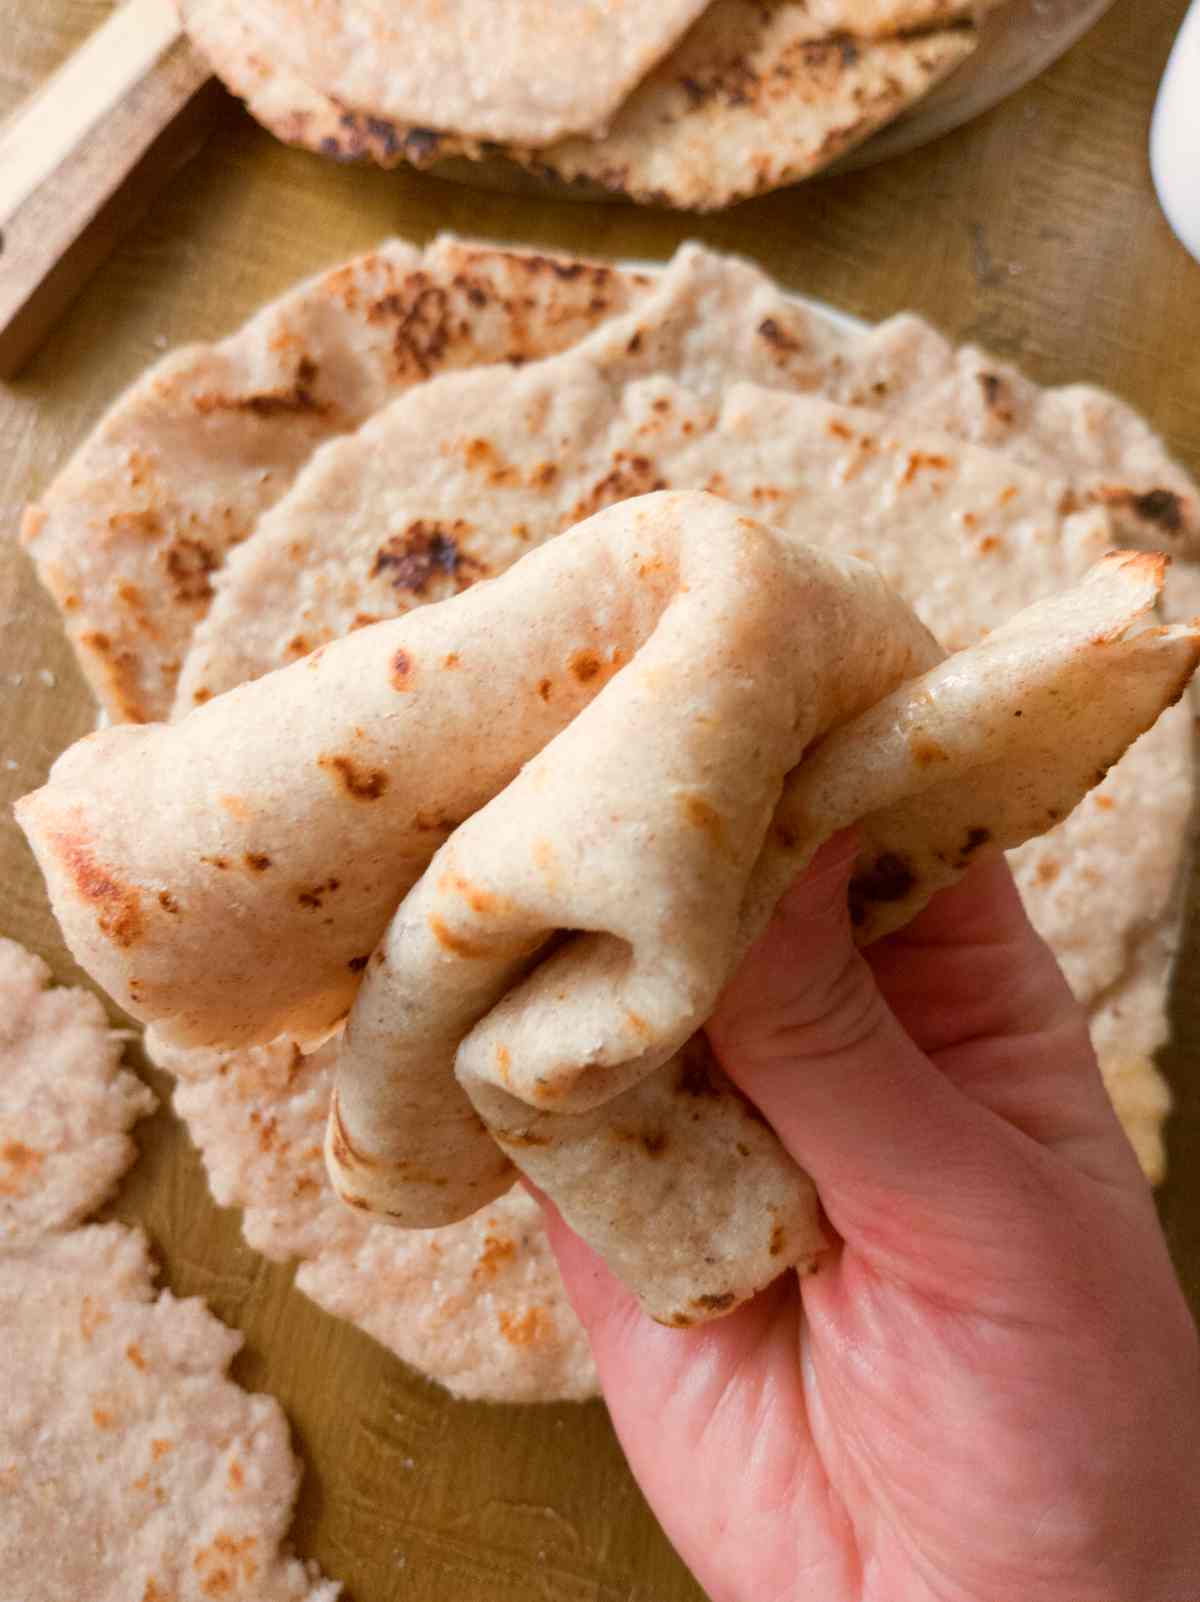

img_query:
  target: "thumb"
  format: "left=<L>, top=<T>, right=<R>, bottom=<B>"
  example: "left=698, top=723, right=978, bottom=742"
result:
left=708, top=832, right=1033, bottom=1265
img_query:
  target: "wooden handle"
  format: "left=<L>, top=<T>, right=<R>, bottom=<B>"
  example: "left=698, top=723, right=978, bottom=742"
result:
left=0, top=0, right=222, bottom=378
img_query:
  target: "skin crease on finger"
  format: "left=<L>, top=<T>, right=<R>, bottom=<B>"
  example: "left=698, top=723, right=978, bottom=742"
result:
left=537, top=834, right=1200, bottom=1602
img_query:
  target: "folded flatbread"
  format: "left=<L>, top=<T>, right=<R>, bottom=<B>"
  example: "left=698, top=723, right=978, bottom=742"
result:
left=19, top=493, right=1199, bottom=1322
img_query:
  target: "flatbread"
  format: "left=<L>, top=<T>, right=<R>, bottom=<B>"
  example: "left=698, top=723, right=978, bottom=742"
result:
left=22, top=238, right=650, bottom=723
left=22, top=238, right=1198, bottom=1373
left=827, top=312, right=1200, bottom=552
left=0, top=938, right=337, bottom=1596
left=0, top=936, right=154, bottom=1247
left=148, top=1030, right=596, bottom=1403
left=0, top=1224, right=339, bottom=1601
left=179, top=0, right=711, bottom=145
left=29, top=240, right=1194, bottom=725
left=182, top=0, right=980, bottom=207
left=170, top=269, right=1190, bottom=1023
left=20, top=496, right=1198, bottom=1323
left=512, top=3, right=979, bottom=207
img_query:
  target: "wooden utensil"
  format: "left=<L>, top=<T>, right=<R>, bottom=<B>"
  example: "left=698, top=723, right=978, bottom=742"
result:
left=0, top=0, right=221, bottom=379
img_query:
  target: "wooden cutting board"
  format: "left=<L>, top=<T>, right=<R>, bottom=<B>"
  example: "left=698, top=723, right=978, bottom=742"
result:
left=2, top=3, right=1198, bottom=1599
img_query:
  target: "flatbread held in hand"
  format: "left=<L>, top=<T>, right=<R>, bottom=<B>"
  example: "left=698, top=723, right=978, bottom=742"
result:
left=18, top=493, right=1199, bottom=1324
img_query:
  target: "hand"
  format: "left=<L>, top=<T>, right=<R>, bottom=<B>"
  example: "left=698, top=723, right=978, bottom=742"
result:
left=539, top=833, right=1200, bottom=1602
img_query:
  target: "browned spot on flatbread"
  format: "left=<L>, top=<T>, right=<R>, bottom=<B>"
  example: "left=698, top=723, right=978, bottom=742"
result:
left=163, top=536, right=218, bottom=605
left=0, top=1141, right=42, bottom=1194
left=193, top=355, right=329, bottom=419
left=296, top=877, right=341, bottom=910
left=571, top=451, right=667, bottom=522
left=498, top=1306, right=553, bottom=1347
left=1124, top=488, right=1184, bottom=535
left=900, top=450, right=952, bottom=487
left=429, top=915, right=495, bottom=960
left=80, top=1296, right=108, bottom=1341
left=770, top=1223, right=787, bottom=1257
left=978, top=371, right=1015, bottom=423
left=681, top=794, right=730, bottom=855
left=318, top=753, right=389, bottom=800
left=911, top=733, right=948, bottom=768
left=368, top=277, right=453, bottom=375
left=50, top=830, right=144, bottom=948
left=692, top=1291, right=735, bottom=1313
left=848, top=852, right=916, bottom=927
left=390, top=649, right=414, bottom=690
left=157, top=891, right=180, bottom=914
left=347, top=954, right=369, bottom=973
left=440, top=872, right=500, bottom=916
left=473, top=1233, right=517, bottom=1282
left=372, top=519, right=485, bottom=597
left=243, top=852, right=271, bottom=873
left=569, top=649, right=603, bottom=684
left=758, top=316, right=803, bottom=355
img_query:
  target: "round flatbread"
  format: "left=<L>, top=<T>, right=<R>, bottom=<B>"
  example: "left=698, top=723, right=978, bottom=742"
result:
left=22, top=238, right=649, bottom=723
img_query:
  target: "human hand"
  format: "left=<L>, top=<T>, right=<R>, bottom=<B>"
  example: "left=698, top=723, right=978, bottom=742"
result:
left=539, top=833, right=1200, bottom=1602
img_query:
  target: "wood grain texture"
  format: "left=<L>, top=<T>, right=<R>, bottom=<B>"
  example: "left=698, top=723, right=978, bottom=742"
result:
left=1, top=2, right=1198, bottom=1597
left=0, top=2, right=222, bottom=377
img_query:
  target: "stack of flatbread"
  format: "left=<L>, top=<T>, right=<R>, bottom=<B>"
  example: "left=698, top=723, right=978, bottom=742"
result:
left=176, top=0, right=1007, bottom=207
left=21, top=237, right=1200, bottom=1399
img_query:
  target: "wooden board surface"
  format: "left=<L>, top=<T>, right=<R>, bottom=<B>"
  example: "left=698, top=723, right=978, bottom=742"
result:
left=2, top=3, right=1198, bottom=1598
